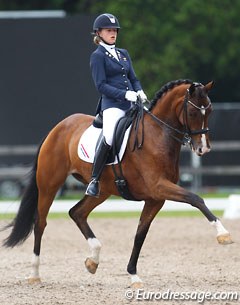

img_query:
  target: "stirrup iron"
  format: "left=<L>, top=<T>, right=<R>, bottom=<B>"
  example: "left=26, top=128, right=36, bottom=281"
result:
left=85, top=179, right=100, bottom=197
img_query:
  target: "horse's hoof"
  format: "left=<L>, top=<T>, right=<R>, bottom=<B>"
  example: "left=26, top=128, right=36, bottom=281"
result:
left=130, top=281, right=144, bottom=289
left=85, top=257, right=98, bottom=274
left=217, top=233, right=234, bottom=245
left=27, top=277, right=41, bottom=284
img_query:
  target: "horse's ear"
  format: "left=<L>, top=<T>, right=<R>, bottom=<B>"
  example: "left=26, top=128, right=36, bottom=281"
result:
left=188, top=83, right=195, bottom=96
left=204, top=81, right=214, bottom=92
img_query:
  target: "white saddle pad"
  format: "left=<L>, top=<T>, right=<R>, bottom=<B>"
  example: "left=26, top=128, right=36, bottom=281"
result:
left=78, top=125, right=131, bottom=165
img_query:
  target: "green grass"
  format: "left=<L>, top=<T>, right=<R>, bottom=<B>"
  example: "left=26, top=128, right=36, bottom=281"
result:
left=0, top=213, right=16, bottom=220
left=0, top=209, right=224, bottom=221
left=199, top=192, right=240, bottom=198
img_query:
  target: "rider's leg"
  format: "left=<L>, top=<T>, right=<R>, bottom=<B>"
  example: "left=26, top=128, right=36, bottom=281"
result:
left=85, top=136, right=111, bottom=197
left=102, top=108, right=126, bottom=146
left=85, top=108, right=126, bottom=197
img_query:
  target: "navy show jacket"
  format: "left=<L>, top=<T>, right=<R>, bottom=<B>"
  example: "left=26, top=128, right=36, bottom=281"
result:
left=90, top=45, right=142, bottom=112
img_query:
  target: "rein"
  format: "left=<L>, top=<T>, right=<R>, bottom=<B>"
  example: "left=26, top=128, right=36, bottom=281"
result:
left=131, top=101, right=145, bottom=151
left=143, top=106, right=189, bottom=145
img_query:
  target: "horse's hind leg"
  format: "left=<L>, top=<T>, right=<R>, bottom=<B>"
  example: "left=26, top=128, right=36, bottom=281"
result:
left=28, top=192, right=56, bottom=283
left=29, top=157, right=68, bottom=283
left=69, top=194, right=109, bottom=274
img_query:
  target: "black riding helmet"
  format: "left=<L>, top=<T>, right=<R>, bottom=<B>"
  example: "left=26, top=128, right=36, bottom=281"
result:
left=93, top=13, right=121, bottom=32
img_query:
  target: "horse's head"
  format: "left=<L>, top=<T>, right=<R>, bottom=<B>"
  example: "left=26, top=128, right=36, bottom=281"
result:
left=178, top=81, right=214, bottom=156
left=149, top=79, right=214, bottom=156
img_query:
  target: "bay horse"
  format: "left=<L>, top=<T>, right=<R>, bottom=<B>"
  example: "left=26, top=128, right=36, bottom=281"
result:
left=2, top=79, right=232, bottom=288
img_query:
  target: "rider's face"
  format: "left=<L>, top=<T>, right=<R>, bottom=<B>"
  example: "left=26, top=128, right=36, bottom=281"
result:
left=98, top=28, right=118, bottom=45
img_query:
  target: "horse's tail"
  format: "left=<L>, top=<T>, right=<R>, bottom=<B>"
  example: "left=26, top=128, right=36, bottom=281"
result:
left=2, top=139, right=45, bottom=248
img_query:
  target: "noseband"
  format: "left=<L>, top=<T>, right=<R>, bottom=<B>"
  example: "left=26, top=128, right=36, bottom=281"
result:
left=144, top=85, right=211, bottom=146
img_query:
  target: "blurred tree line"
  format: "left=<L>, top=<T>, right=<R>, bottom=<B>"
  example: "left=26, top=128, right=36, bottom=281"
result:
left=1, top=0, right=240, bottom=102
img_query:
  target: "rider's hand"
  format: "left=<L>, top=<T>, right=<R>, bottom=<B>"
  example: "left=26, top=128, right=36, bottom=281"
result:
left=125, top=90, right=138, bottom=102
left=137, top=90, right=147, bottom=103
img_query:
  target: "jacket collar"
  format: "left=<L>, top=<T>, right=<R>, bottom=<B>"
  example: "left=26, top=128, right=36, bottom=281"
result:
left=99, top=41, right=116, bottom=52
left=98, top=45, right=123, bottom=66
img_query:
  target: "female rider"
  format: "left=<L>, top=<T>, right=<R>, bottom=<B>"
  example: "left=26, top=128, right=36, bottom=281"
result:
left=85, top=13, right=147, bottom=197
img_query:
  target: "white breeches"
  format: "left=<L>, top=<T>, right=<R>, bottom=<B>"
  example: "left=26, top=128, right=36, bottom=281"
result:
left=103, top=108, right=126, bottom=146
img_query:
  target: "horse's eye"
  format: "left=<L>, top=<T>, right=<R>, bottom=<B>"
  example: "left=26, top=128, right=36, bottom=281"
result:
left=189, top=110, right=198, bottom=118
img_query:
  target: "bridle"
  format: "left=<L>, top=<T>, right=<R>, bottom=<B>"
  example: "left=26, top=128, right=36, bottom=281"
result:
left=181, top=87, right=211, bottom=144
left=143, top=85, right=211, bottom=146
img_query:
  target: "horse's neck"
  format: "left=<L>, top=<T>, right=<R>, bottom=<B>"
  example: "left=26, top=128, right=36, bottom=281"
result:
left=152, top=95, right=182, bottom=130
left=149, top=96, right=184, bottom=154
left=143, top=112, right=182, bottom=180
left=145, top=109, right=182, bottom=153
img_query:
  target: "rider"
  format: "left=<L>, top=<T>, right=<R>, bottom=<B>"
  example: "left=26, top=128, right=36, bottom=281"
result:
left=85, top=13, right=147, bottom=197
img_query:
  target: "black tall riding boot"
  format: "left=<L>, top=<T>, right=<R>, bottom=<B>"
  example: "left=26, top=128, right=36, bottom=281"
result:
left=85, top=137, right=111, bottom=197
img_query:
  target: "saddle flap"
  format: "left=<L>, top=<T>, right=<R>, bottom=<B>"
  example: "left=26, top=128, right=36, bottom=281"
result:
left=78, top=125, right=131, bottom=165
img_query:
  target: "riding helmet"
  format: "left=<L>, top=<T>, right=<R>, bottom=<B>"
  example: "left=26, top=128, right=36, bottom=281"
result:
left=93, top=13, right=121, bottom=32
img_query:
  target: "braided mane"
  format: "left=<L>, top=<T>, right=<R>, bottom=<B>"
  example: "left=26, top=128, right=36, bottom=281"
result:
left=149, top=79, right=193, bottom=111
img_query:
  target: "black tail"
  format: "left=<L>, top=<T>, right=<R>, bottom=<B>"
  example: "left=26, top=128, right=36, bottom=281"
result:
left=2, top=141, right=44, bottom=248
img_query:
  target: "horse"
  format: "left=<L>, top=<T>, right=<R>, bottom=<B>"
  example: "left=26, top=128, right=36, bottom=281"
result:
left=2, top=79, right=233, bottom=288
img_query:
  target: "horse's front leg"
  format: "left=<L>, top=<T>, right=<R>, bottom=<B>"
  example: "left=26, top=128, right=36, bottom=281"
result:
left=127, top=200, right=164, bottom=289
left=158, top=181, right=233, bottom=245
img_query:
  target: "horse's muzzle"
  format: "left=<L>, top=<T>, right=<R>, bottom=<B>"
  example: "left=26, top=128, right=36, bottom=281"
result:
left=195, top=145, right=211, bottom=156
